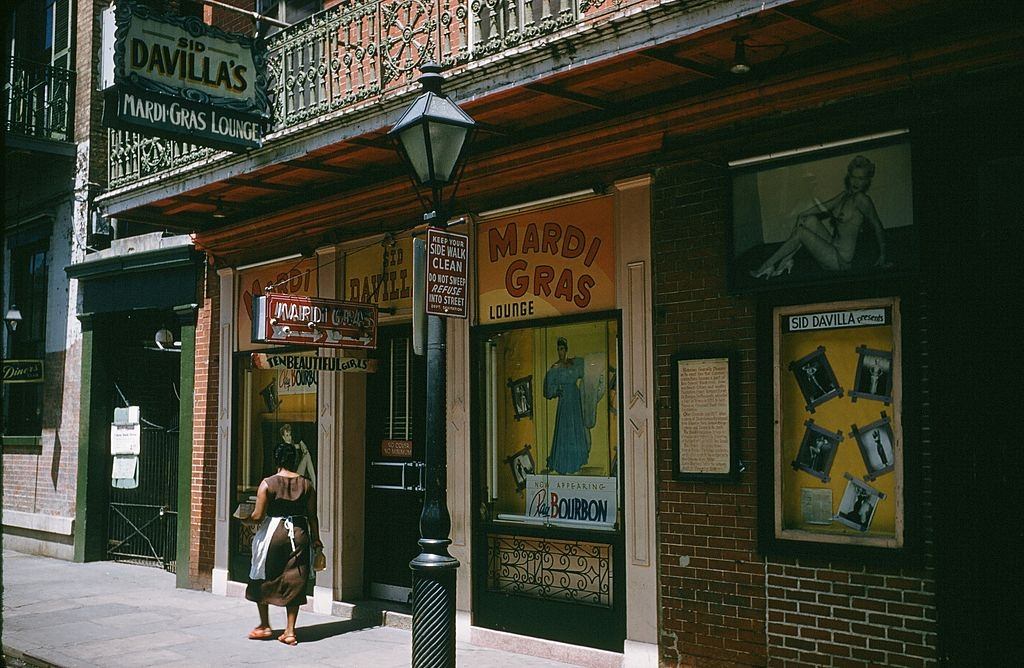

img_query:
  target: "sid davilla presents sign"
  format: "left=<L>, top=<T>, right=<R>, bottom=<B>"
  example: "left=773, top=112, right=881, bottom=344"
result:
left=102, top=1, right=270, bottom=152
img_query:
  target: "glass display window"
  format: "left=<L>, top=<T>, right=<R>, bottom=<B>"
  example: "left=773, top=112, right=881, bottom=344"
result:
left=481, top=315, right=621, bottom=531
left=235, top=351, right=319, bottom=496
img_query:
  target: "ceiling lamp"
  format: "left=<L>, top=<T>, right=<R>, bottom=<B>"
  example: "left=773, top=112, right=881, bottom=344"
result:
left=730, top=36, right=751, bottom=75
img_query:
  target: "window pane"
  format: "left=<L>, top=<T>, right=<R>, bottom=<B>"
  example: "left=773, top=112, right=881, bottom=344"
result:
left=484, top=318, right=620, bottom=530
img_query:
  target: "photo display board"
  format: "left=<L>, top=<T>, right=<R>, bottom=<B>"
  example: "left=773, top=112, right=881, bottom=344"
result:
left=773, top=297, right=902, bottom=549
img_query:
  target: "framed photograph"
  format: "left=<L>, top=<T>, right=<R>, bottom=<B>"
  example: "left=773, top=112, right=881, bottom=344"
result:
left=850, top=346, right=893, bottom=404
left=508, top=375, right=533, bottom=421
left=791, top=420, right=842, bottom=483
left=729, top=131, right=915, bottom=293
left=851, top=412, right=896, bottom=481
left=505, top=445, right=536, bottom=492
left=671, top=351, right=740, bottom=482
left=834, top=473, right=886, bottom=532
left=761, top=296, right=904, bottom=557
left=788, top=346, right=843, bottom=413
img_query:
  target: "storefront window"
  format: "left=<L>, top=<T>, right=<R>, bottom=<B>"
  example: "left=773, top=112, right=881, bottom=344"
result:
left=235, top=351, right=319, bottom=497
left=482, top=317, right=620, bottom=530
left=231, top=350, right=320, bottom=578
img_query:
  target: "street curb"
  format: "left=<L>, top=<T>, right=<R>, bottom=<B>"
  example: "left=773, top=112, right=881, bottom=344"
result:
left=3, top=644, right=56, bottom=668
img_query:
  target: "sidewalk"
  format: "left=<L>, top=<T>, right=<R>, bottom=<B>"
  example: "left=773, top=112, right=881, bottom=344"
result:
left=1, top=551, right=574, bottom=667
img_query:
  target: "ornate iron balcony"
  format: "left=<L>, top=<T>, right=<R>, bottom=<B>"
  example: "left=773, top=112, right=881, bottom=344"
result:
left=5, top=56, right=75, bottom=144
left=107, top=0, right=651, bottom=190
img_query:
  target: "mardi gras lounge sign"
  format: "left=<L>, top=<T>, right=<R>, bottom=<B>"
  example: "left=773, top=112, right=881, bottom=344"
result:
left=102, top=1, right=270, bottom=151
left=477, top=196, right=616, bottom=324
left=252, top=294, right=378, bottom=350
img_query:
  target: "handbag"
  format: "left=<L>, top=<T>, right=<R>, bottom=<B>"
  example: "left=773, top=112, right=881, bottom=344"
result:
left=313, top=546, right=326, bottom=572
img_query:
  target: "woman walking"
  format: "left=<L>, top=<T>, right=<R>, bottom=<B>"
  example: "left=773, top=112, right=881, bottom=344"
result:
left=243, top=442, right=322, bottom=645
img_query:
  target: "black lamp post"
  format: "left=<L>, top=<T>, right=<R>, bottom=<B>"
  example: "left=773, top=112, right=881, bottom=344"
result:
left=389, top=63, right=475, bottom=668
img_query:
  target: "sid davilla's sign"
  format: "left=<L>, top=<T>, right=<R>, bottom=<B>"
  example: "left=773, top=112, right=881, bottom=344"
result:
left=102, top=1, right=270, bottom=151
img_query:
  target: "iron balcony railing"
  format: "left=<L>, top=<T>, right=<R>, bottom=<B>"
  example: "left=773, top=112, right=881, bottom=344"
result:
left=5, top=56, right=75, bottom=143
left=107, top=0, right=652, bottom=189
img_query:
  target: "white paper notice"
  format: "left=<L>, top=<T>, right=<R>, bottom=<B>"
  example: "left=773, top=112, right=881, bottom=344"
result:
left=677, top=358, right=731, bottom=474
left=111, top=455, right=138, bottom=479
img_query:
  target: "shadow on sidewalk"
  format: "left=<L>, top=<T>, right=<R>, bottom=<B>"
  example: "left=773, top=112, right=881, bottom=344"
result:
left=291, top=618, right=382, bottom=644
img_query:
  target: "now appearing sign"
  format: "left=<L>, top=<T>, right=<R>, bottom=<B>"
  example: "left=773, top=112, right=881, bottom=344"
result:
left=425, top=228, right=469, bottom=318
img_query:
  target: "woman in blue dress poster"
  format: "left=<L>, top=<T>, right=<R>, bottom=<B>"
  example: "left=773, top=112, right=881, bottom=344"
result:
left=544, top=337, right=589, bottom=474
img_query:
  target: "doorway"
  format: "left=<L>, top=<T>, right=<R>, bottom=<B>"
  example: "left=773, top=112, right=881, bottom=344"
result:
left=364, top=327, right=426, bottom=603
left=104, top=312, right=182, bottom=572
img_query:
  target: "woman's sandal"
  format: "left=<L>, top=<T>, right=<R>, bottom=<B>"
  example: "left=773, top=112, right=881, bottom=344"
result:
left=278, top=633, right=298, bottom=646
left=248, top=627, right=274, bottom=640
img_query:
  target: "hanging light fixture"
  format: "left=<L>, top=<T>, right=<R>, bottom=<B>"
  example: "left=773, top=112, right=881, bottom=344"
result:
left=730, top=36, right=751, bottom=75
left=5, top=305, right=23, bottom=333
left=211, top=197, right=228, bottom=219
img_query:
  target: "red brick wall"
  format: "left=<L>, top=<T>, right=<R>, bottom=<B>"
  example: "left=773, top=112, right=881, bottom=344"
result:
left=653, top=165, right=766, bottom=666
left=189, top=264, right=221, bottom=589
left=652, top=159, right=936, bottom=666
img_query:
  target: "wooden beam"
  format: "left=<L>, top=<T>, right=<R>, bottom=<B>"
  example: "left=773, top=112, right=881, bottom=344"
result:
left=525, top=83, right=609, bottom=110
left=639, top=50, right=720, bottom=79
left=225, top=177, right=305, bottom=193
left=284, top=159, right=359, bottom=175
left=773, top=7, right=853, bottom=45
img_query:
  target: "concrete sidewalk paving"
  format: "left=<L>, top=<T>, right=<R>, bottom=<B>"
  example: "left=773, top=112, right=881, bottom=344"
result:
left=1, top=551, right=574, bottom=667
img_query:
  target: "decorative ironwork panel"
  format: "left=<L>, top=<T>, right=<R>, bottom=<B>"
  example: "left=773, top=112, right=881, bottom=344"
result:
left=487, top=533, right=612, bottom=607
left=108, top=129, right=214, bottom=188
left=380, top=0, right=439, bottom=91
left=266, top=3, right=382, bottom=129
left=4, top=57, right=74, bottom=143
left=470, top=0, right=577, bottom=57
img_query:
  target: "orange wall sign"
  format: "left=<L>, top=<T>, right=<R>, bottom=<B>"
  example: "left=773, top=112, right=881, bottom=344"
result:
left=477, top=196, right=616, bottom=324
left=236, top=257, right=319, bottom=351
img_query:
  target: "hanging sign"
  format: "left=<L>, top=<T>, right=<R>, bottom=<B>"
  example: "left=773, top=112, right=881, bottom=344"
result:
left=251, top=294, right=378, bottom=350
left=251, top=352, right=378, bottom=373
left=381, top=439, right=414, bottom=458
left=102, top=1, right=270, bottom=152
left=236, top=257, right=318, bottom=352
left=425, top=228, right=469, bottom=318
left=477, top=196, right=616, bottom=324
left=2, top=359, right=44, bottom=383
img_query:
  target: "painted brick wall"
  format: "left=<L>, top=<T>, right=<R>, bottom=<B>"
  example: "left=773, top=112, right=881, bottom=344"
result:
left=652, top=159, right=936, bottom=666
left=189, top=263, right=220, bottom=589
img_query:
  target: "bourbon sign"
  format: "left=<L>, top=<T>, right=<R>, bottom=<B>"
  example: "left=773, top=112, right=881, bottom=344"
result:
left=251, top=294, right=378, bottom=350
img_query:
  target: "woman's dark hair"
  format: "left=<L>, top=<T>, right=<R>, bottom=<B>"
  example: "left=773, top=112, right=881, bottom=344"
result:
left=556, top=337, right=568, bottom=349
left=274, top=441, right=298, bottom=471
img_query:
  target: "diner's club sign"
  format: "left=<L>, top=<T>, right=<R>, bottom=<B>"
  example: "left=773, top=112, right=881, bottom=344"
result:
left=252, top=294, right=379, bottom=350
left=101, top=1, right=270, bottom=151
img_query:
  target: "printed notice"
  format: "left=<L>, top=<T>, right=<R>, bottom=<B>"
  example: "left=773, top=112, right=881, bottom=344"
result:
left=677, top=357, right=731, bottom=474
left=801, top=488, right=833, bottom=525
left=425, top=228, right=469, bottom=318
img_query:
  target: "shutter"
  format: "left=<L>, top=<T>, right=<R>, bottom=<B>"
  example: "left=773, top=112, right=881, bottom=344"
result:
left=50, top=0, right=71, bottom=70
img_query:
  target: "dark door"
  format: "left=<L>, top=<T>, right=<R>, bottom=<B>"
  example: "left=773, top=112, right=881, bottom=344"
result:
left=105, top=316, right=181, bottom=572
left=364, top=327, right=426, bottom=602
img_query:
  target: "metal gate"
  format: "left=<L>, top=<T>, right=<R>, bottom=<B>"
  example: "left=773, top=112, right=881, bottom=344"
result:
left=107, top=422, right=179, bottom=571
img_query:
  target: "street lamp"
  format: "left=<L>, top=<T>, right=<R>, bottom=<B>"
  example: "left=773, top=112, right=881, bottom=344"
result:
left=389, top=62, right=475, bottom=668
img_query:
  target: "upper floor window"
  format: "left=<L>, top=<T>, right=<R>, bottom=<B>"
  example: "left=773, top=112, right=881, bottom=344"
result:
left=257, top=0, right=321, bottom=36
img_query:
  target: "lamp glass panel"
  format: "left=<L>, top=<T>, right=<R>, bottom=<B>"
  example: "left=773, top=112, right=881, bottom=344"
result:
left=429, top=122, right=468, bottom=183
left=399, top=123, right=432, bottom=183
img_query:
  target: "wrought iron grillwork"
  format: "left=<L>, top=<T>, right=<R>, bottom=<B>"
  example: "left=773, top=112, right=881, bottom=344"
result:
left=107, top=425, right=179, bottom=572
left=487, top=533, right=612, bottom=607
left=105, top=0, right=645, bottom=188
left=4, top=57, right=74, bottom=142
